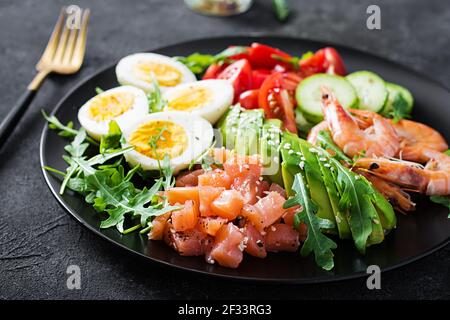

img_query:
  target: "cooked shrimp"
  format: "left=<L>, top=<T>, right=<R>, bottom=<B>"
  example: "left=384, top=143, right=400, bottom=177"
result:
left=321, top=88, right=400, bottom=158
left=307, top=120, right=328, bottom=145
left=391, top=120, right=448, bottom=163
left=357, top=170, right=416, bottom=213
left=354, top=153, right=450, bottom=196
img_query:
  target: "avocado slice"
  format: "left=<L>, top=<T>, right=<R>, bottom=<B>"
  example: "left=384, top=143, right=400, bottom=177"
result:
left=235, top=109, right=264, bottom=156
left=296, top=138, right=337, bottom=234
left=217, top=105, right=241, bottom=149
left=372, top=191, right=397, bottom=231
left=261, top=119, right=283, bottom=186
left=363, top=195, right=385, bottom=246
left=316, top=153, right=351, bottom=239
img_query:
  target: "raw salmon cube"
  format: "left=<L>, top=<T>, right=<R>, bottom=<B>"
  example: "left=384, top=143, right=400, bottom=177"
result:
left=265, top=223, right=300, bottom=252
left=232, top=174, right=270, bottom=205
left=198, top=169, right=232, bottom=189
left=171, top=200, right=199, bottom=232
left=223, top=154, right=262, bottom=180
left=148, top=212, right=171, bottom=240
left=197, top=216, right=228, bottom=236
left=199, top=186, right=225, bottom=217
left=243, top=223, right=267, bottom=258
left=210, top=223, right=245, bottom=268
left=175, top=169, right=204, bottom=187
left=164, top=221, right=207, bottom=256
left=211, top=190, right=244, bottom=220
left=166, top=187, right=199, bottom=205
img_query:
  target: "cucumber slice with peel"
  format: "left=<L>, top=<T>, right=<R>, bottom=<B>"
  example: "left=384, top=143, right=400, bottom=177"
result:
left=296, top=74, right=358, bottom=124
left=346, top=71, right=387, bottom=113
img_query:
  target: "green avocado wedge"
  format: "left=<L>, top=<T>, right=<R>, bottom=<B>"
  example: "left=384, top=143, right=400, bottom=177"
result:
left=261, top=119, right=283, bottom=185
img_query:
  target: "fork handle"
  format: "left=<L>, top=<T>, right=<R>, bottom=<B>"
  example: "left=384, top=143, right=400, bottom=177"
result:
left=0, top=89, right=37, bottom=150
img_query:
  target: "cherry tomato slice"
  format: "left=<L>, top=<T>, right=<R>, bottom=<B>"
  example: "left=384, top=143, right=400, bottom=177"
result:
left=218, top=59, right=252, bottom=101
left=299, top=47, right=346, bottom=77
left=251, top=69, right=271, bottom=89
left=239, top=89, right=260, bottom=110
left=202, top=63, right=226, bottom=80
left=322, top=47, right=346, bottom=76
left=258, top=72, right=300, bottom=133
left=249, top=43, right=292, bottom=69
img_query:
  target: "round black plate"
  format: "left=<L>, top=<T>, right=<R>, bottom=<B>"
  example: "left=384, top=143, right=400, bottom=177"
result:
left=40, top=36, right=450, bottom=283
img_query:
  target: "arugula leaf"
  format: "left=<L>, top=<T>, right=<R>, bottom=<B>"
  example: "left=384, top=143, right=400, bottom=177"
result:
left=328, top=157, right=373, bottom=253
left=42, top=110, right=98, bottom=145
left=161, top=154, right=174, bottom=192
left=389, top=93, right=411, bottom=123
left=100, top=120, right=122, bottom=154
left=147, top=75, right=167, bottom=113
left=284, top=173, right=337, bottom=271
left=175, top=46, right=248, bottom=76
left=272, top=0, right=290, bottom=22
left=430, top=196, right=450, bottom=217
left=95, top=87, right=104, bottom=95
left=316, top=130, right=353, bottom=165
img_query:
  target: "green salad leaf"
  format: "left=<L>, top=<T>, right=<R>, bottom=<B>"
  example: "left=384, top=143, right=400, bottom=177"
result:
left=100, top=120, right=123, bottom=154
left=284, top=173, right=337, bottom=271
left=272, top=0, right=290, bottom=22
left=175, top=46, right=248, bottom=76
left=147, top=76, right=167, bottom=113
left=389, top=93, right=411, bottom=123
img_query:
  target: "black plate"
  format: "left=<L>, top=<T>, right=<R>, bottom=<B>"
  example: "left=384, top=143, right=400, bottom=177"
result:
left=40, top=36, right=450, bottom=283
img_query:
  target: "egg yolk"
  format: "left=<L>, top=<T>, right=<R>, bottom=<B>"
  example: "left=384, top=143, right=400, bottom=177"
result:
left=89, top=92, right=135, bottom=121
left=167, top=87, right=212, bottom=112
left=135, top=62, right=182, bottom=87
left=129, top=120, right=188, bottom=160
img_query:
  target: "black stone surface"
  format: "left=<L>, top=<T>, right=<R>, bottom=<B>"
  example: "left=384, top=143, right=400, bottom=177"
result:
left=0, top=0, right=449, bottom=299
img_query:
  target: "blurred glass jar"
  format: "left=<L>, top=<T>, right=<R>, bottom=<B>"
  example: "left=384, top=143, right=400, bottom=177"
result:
left=185, top=0, right=253, bottom=16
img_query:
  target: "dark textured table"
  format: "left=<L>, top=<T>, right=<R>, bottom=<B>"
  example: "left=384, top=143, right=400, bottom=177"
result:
left=1, top=0, right=449, bottom=300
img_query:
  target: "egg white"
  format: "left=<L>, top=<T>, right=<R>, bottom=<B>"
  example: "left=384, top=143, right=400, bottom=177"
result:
left=115, top=53, right=196, bottom=93
left=163, top=79, right=234, bottom=125
left=77, top=86, right=149, bottom=141
left=122, top=111, right=214, bottom=174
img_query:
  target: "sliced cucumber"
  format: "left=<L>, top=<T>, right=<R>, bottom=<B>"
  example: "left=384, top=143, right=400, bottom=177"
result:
left=296, top=74, right=358, bottom=124
left=346, top=71, right=387, bottom=113
left=381, top=82, right=414, bottom=116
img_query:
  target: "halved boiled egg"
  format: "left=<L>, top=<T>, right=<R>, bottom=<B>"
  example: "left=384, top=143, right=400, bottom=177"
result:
left=116, top=53, right=196, bottom=93
left=163, top=80, right=233, bottom=124
left=78, top=86, right=149, bottom=140
left=122, top=112, right=214, bottom=174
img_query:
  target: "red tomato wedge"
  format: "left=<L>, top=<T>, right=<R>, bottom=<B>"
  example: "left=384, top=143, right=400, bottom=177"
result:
left=198, top=169, right=232, bottom=189
left=299, top=47, right=346, bottom=77
left=199, top=186, right=225, bottom=217
left=243, top=223, right=267, bottom=258
left=197, top=216, right=228, bottom=236
left=251, top=69, right=271, bottom=89
left=210, top=223, right=245, bottom=268
left=171, top=200, right=199, bottom=232
left=238, top=89, right=260, bottom=110
left=202, top=63, right=225, bottom=80
left=166, top=187, right=199, bottom=206
left=259, top=72, right=301, bottom=133
left=218, top=59, right=252, bottom=101
left=265, top=223, right=300, bottom=252
left=211, top=190, right=244, bottom=220
left=249, top=43, right=292, bottom=69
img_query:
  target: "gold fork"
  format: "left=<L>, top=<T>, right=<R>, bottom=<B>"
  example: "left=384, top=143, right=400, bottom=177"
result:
left=0, top=7, right=90, bottom=149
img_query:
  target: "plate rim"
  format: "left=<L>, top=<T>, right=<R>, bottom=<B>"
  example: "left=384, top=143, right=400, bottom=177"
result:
left=39, top=35, right=450, bottom=284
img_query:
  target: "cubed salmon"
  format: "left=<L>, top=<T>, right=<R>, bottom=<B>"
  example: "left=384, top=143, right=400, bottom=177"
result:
left=166, top=187, right=199, bottom=205
left=171, top=200, right=199, bottom=232
left=210, top=223, right=245, bottom=268
left=197, top=216, right=228, bottom=236
left=148, top=212, right=171, bottom=240
left=265, top=223, right=300, bottom=252
left=198, top=169, right=232, bottom=189
left=243, top=223, right=267, bottom=258
left=211, top=190, right=244, bottom=220
left=199, top=186, right=225, bottom=217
